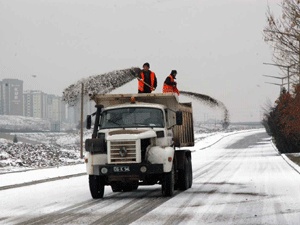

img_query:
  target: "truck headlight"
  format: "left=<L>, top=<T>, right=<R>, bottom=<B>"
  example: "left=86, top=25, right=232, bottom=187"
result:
left=140, top=166, right=147, bottom=173
left=101, top=167, right=108, bottom=174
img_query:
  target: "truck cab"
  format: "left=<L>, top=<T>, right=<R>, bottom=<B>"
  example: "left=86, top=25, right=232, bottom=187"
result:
left=85, top=93, right=194, bottom=198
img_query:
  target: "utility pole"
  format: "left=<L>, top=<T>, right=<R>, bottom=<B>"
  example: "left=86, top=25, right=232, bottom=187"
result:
left=262, top=75, right=288, bottom=90
left=299, top=38, right=300, bottom=82
left=263, top=62, right=297, bottom=92
left=80, top=83, right=84, bottom=159
left=264, top=29, right=300, bottom=84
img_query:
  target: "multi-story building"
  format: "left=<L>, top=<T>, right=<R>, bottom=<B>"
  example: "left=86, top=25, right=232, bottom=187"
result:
left=66, top=96, right=94, bottom=125
left=1, top=78, right=68, bottom=127
left=32, top=91, right=47, bottom=118
left=0, top=80, right=3, bottom=115
left=23, top=90, right=33, bottom=117
left=1, top=79, right=23, bottom=116
left=47, top=94, right=59, bottom=122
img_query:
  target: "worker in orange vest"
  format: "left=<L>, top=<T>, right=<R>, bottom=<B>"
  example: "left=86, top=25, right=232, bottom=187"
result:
left=138, top=62, right=157, bottom=93
left=162, top=70, right=179, bottom=95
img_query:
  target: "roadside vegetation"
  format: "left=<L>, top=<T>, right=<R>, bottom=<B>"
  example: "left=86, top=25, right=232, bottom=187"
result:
left=263, top=0, right=300, bottom=154
left=263, top=86, right=300, bottom=153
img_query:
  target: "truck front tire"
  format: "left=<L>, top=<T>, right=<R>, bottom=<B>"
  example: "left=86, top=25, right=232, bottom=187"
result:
left=89, top=175, right=105, bottom=199
left=162, top=165, right=175, bottom=197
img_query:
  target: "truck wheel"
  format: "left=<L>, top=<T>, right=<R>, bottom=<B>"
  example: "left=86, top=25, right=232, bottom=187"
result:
left=178, top=157, right=190, bottom=190
left=89, top=175, right=105, bottom=199
left=162, top=165, right=175, bottom=197
left=188, top=156, right=193, bottom=188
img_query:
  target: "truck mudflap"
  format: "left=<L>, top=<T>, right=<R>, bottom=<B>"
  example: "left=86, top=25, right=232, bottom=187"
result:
left=98, top=163, right=163, bottom=176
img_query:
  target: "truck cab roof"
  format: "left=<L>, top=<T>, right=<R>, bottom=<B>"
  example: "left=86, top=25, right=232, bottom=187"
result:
left=103, top=102, right=166, bottom=111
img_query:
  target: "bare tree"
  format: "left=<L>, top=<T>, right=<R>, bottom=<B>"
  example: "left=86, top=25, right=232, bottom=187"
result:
left=264, top=0, right=300, bottom=85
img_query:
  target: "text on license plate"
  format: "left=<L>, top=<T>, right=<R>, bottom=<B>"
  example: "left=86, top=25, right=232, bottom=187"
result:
left=113, top=166, right=130, bottom=172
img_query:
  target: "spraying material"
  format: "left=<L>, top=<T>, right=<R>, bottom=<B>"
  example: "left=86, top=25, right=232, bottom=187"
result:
left=62, top=67, right=141, bottom=106
left=61, top=68, right=230, bottom=128
left=180, top=91, right=230, bottom=128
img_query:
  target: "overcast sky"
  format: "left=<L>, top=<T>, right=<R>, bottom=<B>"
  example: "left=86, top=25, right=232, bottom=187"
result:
left=0, top=0, right=282, bottom=122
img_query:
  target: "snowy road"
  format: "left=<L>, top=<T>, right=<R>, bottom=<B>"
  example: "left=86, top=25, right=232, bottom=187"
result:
left=1, top=130, right=300, bottom=225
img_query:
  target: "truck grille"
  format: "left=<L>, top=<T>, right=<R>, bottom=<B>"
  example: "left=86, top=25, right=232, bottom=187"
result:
left=110, top=141, right=137, bottom=163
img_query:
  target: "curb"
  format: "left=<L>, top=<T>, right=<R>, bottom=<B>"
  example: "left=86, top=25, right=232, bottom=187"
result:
left=270, top=140, right=300, bottom=175
left=270, top=139, right=280, bottom=156
left=281, top=154, right=300, bottom=175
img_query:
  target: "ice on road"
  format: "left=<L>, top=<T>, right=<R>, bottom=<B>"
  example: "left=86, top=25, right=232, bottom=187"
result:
left=0, top=129, right=300, bottom=225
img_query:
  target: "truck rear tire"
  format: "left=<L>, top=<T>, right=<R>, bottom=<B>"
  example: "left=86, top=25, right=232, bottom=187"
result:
left=188, top=156, right=193, bottom=188
left=89, top=175, right=105, bottom=199
left=178, top=157, right=190, bottom=190
left=162, top=165, right=175, bottom=197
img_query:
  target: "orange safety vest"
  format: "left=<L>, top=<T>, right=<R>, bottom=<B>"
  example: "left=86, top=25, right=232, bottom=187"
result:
left=138, top=71, right=156, bottom=92
left=163, top=75, right=180, bottom=95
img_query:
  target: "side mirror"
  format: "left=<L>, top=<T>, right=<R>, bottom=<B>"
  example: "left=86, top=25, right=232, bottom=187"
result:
left=86, top=115, right=92, bottom=129
left=176, top=111, right=183, bottom=125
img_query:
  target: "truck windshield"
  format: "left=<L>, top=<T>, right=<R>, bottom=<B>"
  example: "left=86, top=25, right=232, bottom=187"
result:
left=100, top=107, right=164, bottom=129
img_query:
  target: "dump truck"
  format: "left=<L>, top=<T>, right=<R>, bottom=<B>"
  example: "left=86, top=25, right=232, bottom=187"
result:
left=84, top=93, right=194, bottom=198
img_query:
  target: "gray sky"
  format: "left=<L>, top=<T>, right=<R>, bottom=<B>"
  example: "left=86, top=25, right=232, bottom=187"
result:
left=0, top=0, right=282, bottom=122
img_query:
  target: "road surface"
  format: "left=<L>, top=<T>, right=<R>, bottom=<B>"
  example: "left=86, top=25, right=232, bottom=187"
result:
left=1, top=130, right=300, bottom=225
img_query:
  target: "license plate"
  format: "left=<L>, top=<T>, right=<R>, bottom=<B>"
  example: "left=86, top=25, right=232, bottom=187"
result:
left=113, top=166, right=130, bottom=172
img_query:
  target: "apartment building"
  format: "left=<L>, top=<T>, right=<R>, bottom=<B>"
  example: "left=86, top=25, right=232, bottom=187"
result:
left=1, top=79, right=23, bottom=116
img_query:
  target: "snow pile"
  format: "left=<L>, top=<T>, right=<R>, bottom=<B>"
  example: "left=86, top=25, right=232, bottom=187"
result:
left=0, top=115, right=50, bottom=132
left=0, top=142, right=81, bottom=170
left=0, top=138, right=8, bottom=144
left=62, top=67, right=140, bottom=106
